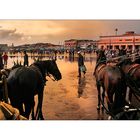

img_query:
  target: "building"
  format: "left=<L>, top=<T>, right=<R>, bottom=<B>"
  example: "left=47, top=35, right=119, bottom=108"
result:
left=64, top=39, right=77, bottom=49
left=98, top=31, right=140, bottom=51
left=64, top=39, right=96, bottom=49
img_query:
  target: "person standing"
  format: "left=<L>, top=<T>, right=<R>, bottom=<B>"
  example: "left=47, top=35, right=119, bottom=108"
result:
left=23, top=51, right=29, bottom=66
left=77, top=51, right=86, bottom=77
left=3, top=52, right=8, bottom=68
left=93, top=49, right=106, bottom=75
left=119, top=48, right=126, bottom=56
left=0, top=53, right=3, bottom=69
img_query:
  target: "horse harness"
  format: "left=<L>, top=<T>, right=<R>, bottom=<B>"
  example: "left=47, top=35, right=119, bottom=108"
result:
left=30, top=64, right=56, bottom=83
left=95, top=64, right=106, bottom=75
left=126, top=64, right=140, bottom=76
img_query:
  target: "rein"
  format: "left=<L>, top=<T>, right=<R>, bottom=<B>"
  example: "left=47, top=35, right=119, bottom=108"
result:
left=125, top=74, right=140, bottom=101
left=98, top=93, right=117, bottom=119
left=127, top=64, right=140, bottom=76
left=47, top=74, right=56, bottom=81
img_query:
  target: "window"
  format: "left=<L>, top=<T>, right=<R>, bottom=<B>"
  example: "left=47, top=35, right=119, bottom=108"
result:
left=115, top=45, right=119, bottom=49
left=128, top=45, right=132, bottom=49
left=125, top=39, right=132, bottom=41
left=121, top=45, right=126, bottom=49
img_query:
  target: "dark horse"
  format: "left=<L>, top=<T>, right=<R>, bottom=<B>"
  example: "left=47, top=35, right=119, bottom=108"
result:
left=7, top=60, right=62, bottom=119
left=117, top=58, right=140, bottom=103
left=94, top=51, right=126, bottom=115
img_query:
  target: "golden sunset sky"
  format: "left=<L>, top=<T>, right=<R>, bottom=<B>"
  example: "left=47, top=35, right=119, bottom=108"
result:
left=0, top=20, right=140, bottom=46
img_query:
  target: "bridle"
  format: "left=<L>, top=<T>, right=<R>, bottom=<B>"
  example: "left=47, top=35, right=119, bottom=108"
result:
left=47, top=73, right=56, bottom=81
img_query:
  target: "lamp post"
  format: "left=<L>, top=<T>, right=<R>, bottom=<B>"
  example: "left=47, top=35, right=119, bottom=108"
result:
left=133, top=34, right=135, bottom=53
left=115, top=28, right=118, bottom=36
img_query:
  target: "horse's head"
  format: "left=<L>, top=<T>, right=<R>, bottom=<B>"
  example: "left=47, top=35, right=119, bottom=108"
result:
left=32, top=60, right=62, bottom=81
left=96, top=50, right=106, bottom=64
left=116, top=58, right=132, bottom=68
left=45, top=60, right=62, bottom=81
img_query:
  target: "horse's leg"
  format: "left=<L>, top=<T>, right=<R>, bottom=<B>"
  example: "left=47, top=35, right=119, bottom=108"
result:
left=96, top=81, right=101, bottom=110
left=128, top=89, right=133, bottom=104
left=24, top=100, right=32, bottom=120
left=10, top=99, right=24, bottom=117
left=24, top=95, right=34, bottom=120
left=106, top=90, right=113, bottom=112
left=36, top=87, right=44, bottom=120
left=31, top=100, right=35, bottom=120
left=101, top=86, right=105, bottom=110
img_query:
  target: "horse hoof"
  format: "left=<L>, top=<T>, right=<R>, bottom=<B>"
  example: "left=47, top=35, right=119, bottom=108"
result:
left=31, top=117, right=36, bottom=120
left=39, top=116, right=44, bottom=120
left=101, top=105, right=104, bottom=110
left=108, top=116, right=112, bottom=120
left=41, top=117, right=44, bottom=120
left=97, top=106, right=100, bottom=110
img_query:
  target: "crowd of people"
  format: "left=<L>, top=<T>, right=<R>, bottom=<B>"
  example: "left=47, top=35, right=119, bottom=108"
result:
left=95, top=47, right=140, bottom=63
left=0, top=51, right=29, bottom=69
left=0, top=48, right=138, bottom=78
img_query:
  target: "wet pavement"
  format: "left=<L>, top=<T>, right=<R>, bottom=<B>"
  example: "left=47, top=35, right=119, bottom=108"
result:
left=7, top=53, right=108, bottom=120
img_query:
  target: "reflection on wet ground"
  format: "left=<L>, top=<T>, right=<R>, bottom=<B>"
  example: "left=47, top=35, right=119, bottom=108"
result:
left=77, top=77, right=86, bottom=98
left=7, top=53, right=108, bottom=120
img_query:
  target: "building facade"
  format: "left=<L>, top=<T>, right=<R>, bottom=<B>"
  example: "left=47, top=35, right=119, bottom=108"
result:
left=98, top=31, right=140, bottom=51
left=64, top=39, right=96, bottom=49
left=64, top=39, right=78, bottom=49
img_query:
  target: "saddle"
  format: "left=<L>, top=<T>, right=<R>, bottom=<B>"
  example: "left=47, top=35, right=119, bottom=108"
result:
left=96, top=64, right=106, bottom=74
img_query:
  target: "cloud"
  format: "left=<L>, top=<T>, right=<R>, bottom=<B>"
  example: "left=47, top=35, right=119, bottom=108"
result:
left=0, top=28, right=24, bottom=40
left=1, top=20, right=140, bottom=45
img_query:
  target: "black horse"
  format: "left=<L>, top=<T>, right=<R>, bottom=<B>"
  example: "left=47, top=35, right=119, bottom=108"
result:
left=7, top=60, right=62, bottom=120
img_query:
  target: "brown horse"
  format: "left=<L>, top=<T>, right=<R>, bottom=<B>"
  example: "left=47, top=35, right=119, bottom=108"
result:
left=94, top=52, right=126, bottom=115
left=117, top=58, right=140, bottom=103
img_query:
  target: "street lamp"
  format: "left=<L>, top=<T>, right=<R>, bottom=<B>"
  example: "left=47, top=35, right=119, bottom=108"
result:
left=115, top=28, right=118, bottom=36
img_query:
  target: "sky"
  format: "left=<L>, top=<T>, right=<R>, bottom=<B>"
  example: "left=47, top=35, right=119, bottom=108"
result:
left=0, top=20, right=140, bottom=46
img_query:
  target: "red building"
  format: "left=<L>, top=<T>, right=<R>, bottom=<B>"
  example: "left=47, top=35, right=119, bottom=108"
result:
left=64, top=39, right=95, bottom=49
left=98, top=31, right=140, bottom=51
left=64, top=39, right=77, bottom=49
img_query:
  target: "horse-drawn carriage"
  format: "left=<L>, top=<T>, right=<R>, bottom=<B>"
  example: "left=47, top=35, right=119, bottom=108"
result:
left=94, top=50, right=140, bottom=120
left=0, top=73, right=27, bottom=120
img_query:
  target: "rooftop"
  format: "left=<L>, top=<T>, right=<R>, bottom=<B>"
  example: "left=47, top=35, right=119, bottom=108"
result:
left=100, top=31, right=140, bottom=38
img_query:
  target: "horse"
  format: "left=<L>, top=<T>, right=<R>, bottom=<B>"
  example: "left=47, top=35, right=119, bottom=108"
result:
left=7, top=60, right=62, bottom=120
left=94, top=51, right=126, bottom=115
left=117, top=58, right=140, bottom=104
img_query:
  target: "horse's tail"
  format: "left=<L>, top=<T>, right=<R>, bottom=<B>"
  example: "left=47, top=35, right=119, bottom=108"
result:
left=113, top=79, right=126, bottom=114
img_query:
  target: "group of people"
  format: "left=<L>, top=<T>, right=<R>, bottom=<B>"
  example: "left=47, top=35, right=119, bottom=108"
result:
left=0, top=51, right=29, bottom=69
